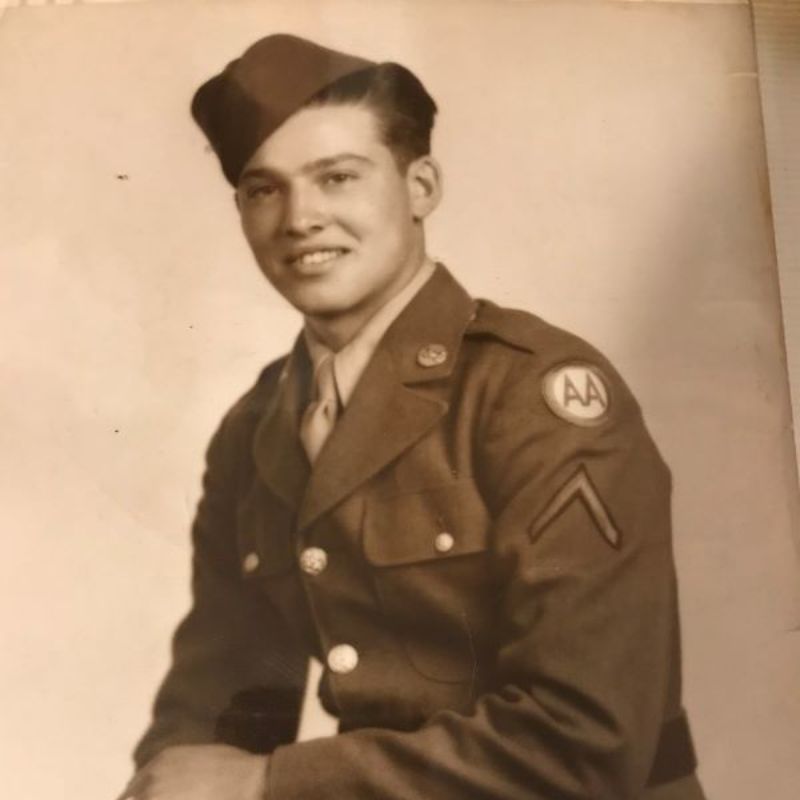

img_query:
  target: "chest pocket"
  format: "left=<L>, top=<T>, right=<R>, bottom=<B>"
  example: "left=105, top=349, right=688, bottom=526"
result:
left=363, top=480, right=494, bottom=683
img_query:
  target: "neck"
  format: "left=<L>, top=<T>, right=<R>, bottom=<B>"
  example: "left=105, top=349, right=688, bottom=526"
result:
left=305, top=247, right=431, bottom=352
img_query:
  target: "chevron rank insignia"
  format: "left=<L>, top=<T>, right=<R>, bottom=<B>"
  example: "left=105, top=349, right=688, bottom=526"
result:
left=530, top=466, right=621, bottom=549
left=542, top=362, right=610, bottom=426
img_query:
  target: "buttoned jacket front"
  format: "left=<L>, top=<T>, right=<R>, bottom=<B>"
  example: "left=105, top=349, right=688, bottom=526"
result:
left=135, top=266, right=702, bottom=800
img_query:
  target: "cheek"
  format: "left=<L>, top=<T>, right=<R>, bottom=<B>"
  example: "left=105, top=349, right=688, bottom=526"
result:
left=349, top=187, right=413, bottom=246
left=240, top=207, right=280, bottom=247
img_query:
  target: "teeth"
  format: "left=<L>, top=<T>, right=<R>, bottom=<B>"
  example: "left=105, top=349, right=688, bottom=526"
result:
left=295, top=249, right=344, bottom=266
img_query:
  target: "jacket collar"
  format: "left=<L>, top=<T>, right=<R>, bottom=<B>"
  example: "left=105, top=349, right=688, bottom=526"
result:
left=251, top=340, right=312, bottom=512
left=380, top=262, right=476, bottom=385
left=253, top=264, right=476, bottom=529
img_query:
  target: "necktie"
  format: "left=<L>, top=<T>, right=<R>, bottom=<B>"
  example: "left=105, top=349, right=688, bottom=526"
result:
left=300, top=354, right=339, bottom=463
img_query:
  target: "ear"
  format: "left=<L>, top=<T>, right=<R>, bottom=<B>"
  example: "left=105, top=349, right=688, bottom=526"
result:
left=406, top=155, right=442, bottom=221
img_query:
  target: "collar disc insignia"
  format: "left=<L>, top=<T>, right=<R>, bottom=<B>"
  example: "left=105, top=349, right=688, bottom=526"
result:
left=417, top=343, right=448, bottom=368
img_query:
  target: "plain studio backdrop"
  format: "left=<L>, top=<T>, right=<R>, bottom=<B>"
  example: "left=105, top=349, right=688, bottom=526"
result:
left=1, top=0, right=798, bottom=798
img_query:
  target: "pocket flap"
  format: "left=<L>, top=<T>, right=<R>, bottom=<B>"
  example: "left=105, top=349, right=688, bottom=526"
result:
left=364, top=480, right=490, bottom=566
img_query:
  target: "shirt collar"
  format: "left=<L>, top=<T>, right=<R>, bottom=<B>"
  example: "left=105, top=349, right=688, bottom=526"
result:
left=303, top=258, right=437, bottom=407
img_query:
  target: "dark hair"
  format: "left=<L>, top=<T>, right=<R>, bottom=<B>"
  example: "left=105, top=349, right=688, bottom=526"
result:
left=306, top=63, right=438, bottom=172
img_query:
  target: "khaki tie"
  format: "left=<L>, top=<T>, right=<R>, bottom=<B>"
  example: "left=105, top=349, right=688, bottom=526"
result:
left=300, top=354, right=339, bottom=463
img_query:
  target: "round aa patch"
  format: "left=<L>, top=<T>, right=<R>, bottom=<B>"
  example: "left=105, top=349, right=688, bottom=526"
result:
left=542, top=362, right=611, bottom=426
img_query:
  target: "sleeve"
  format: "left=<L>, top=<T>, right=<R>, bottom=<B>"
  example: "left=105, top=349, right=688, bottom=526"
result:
left=264, top=350, right=683, bottom=800
left=132, top=410, right=308, bottom=769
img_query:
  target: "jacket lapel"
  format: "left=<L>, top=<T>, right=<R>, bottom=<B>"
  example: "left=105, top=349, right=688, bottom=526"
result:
left=251, top=340, right=311, bottom=513
left=297, top=265, right=476, bottom=531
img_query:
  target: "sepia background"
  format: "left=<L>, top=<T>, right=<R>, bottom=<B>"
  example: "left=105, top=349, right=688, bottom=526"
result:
left=1, top=1, right=798, bottom=798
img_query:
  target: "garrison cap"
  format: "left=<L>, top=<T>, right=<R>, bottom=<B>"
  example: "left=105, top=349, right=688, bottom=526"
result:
left=191, top=34, right=377, bottom=186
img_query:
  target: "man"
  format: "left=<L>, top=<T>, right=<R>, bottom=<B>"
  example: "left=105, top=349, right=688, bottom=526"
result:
left=121, top=34, right=704, bottom=800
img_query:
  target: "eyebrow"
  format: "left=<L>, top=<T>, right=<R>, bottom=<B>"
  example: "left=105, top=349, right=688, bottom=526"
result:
left=239, top=153, right=374, bottom=183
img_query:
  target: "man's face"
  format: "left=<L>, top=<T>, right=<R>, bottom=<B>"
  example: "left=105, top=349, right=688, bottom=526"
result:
left=235, top=103, right=438, bottom=335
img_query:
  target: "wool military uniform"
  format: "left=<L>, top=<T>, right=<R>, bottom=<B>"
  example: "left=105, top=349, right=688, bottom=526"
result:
left=133, top=265, right=703, bottom=799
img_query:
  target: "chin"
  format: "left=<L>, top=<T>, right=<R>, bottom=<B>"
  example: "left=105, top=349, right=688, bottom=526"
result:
left=286, top=286, right=355, bottom=318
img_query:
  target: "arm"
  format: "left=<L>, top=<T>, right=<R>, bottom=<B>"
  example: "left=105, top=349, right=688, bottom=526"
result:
left=265, top=352, right=684, bottom=800
left=132, top=408, right=308, bottom=770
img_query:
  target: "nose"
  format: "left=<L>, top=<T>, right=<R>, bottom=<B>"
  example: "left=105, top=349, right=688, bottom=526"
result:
left=283, top=183, right=325, bottom=237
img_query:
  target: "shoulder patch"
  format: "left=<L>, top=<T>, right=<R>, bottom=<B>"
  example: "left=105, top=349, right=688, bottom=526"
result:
left=542, top=362, right=610, bottom=426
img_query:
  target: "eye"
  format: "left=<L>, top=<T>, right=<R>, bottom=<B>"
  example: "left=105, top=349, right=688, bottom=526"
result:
left=322, top=171, right=358, bottom=187
left=243, top=182, right=280, bottom=200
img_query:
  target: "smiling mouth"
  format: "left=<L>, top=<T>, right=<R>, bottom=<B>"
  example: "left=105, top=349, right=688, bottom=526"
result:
left=286, top=248, right=349, bottom=268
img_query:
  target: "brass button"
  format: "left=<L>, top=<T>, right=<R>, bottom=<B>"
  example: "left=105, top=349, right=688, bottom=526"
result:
left=327, top=644, right=359, bottom=675
left=242, top=552, right=260, bottom=573
left=434, top=532, right=455, bottom=554
left=416, top=343, right=448, bottom=368
left=299, top=547, right=328, bottom=576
